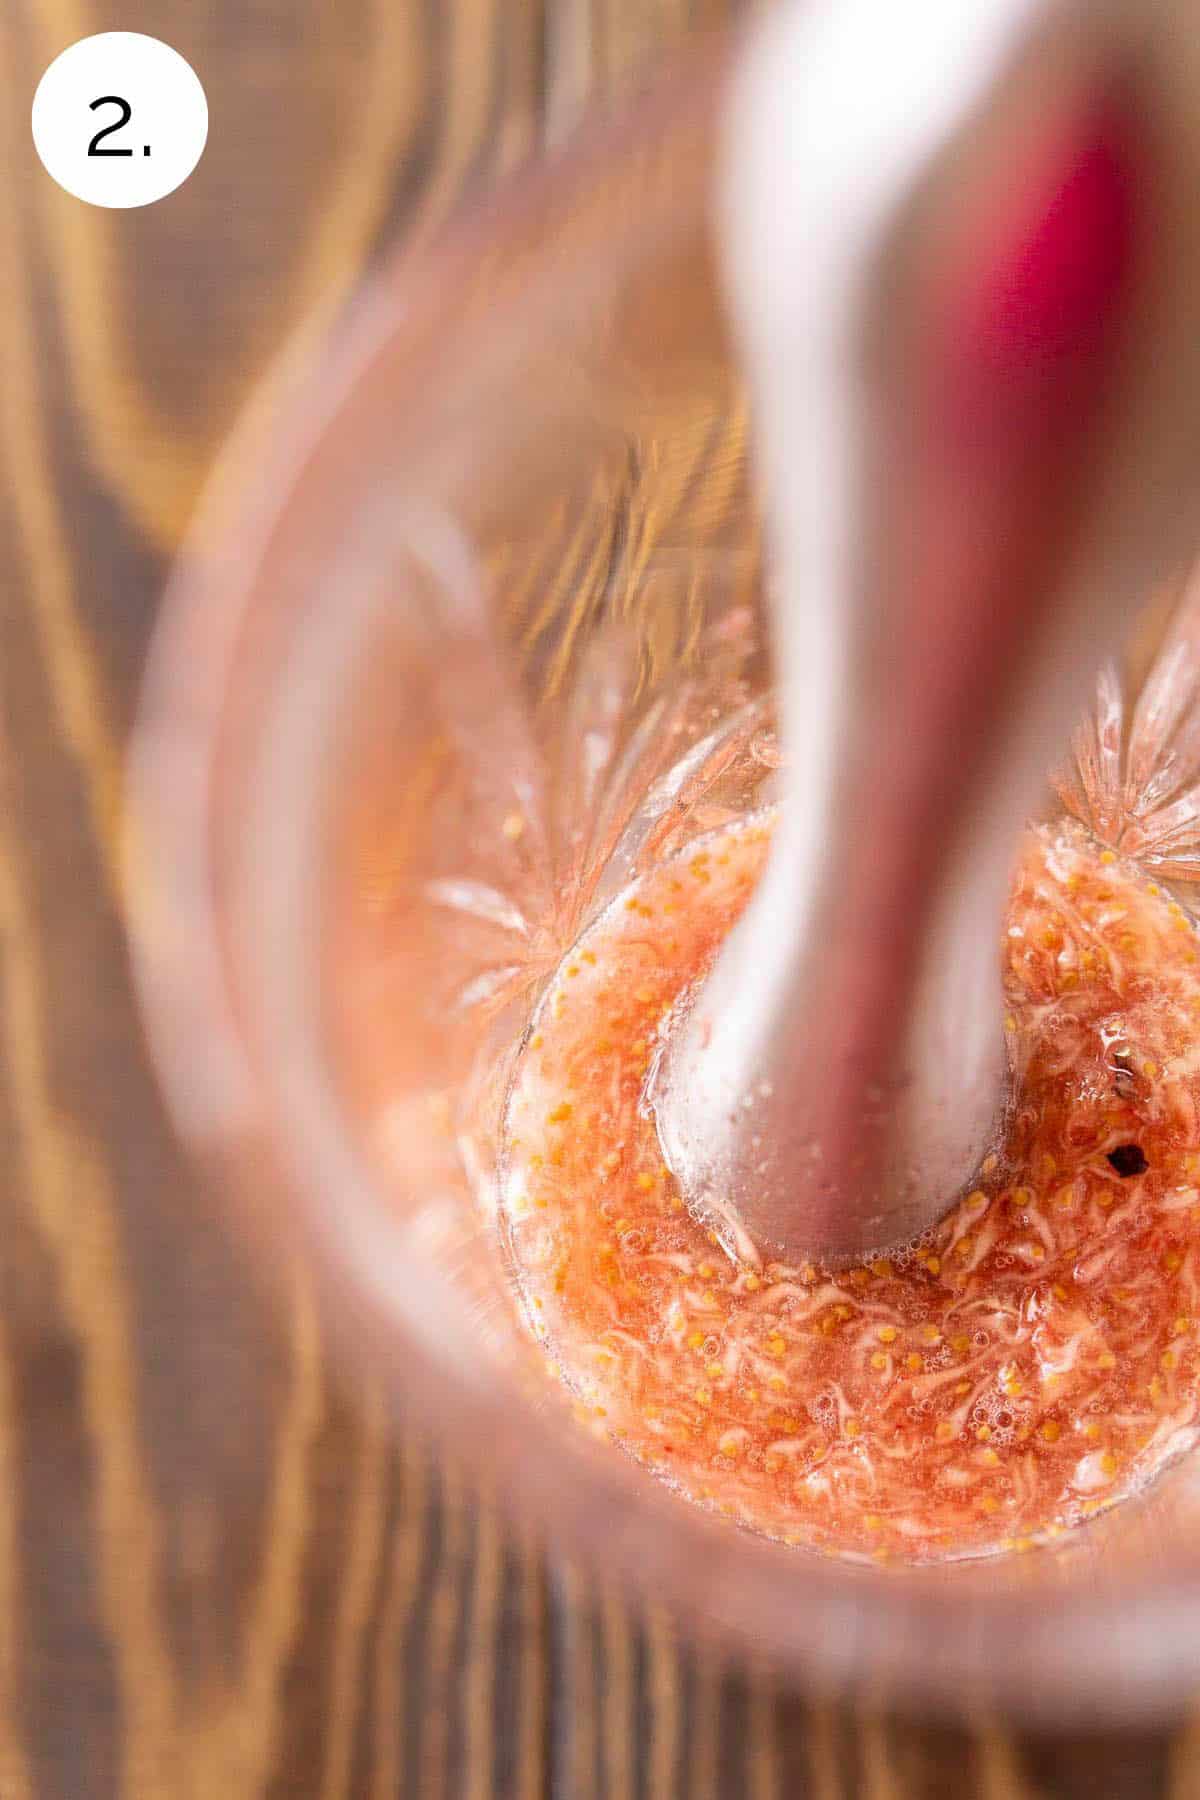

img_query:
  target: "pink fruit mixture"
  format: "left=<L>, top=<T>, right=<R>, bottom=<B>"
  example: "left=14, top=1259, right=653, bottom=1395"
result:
left=501, top=821, right=1200, bottom=1559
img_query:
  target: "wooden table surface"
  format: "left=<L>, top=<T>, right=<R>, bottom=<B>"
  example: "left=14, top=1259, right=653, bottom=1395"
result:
left=3, top=1, right=1200, bottom=1794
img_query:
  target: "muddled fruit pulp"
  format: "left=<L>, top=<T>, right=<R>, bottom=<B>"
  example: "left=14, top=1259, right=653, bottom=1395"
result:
left=501, top=822, right=1200, bottom=1560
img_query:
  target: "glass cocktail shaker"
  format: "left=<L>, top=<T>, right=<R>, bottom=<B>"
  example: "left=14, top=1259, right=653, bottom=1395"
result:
left=131, top=49, right=1200, bottom=1722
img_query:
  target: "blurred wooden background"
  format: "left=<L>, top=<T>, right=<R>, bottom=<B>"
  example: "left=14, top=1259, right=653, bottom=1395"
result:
left=2, top=0, right=1199, bottom=1792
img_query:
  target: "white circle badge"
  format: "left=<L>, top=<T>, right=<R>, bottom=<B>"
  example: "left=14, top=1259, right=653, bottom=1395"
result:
left=32, top=33, right=208, bottom=209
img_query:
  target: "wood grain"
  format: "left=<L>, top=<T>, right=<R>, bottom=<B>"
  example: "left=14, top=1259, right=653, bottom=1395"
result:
left=2, top=0, right=1199, bottom=1793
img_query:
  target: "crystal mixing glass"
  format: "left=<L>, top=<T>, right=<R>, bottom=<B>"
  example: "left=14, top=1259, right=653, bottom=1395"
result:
left=132, top=39, right=1200, bottom=1722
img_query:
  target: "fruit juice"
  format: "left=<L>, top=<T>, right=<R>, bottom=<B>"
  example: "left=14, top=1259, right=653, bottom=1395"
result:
left=501, top=820, right=1200, bottom=1561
